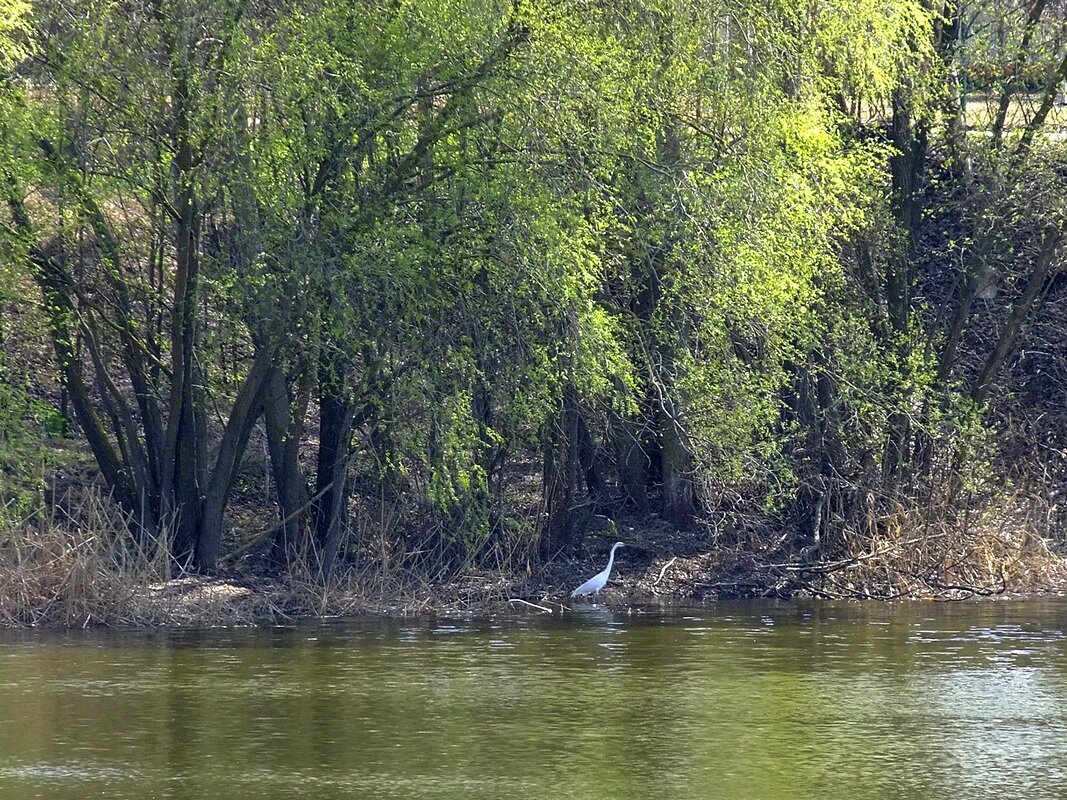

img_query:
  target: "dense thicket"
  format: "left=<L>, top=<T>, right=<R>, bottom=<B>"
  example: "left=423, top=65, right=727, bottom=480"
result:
left=2, top=0, right=1065, bottom=589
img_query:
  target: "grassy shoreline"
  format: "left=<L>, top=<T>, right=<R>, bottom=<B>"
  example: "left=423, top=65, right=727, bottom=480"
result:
left=3, top=491, right=1064, bottom=628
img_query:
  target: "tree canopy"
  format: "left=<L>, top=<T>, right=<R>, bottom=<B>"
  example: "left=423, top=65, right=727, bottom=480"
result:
left=2, top=0, right=1065, bottom=600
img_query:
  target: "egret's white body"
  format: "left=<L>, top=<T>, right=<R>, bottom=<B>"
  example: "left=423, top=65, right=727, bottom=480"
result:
left=570, top=541, right=626, bottom=599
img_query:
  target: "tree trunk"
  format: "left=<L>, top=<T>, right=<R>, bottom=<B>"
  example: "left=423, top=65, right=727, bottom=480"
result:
left=159, top=64, right=206, bottom=562
left=314, top=353, right=354, bottom=577
left=195, top=349, right=273, bottom=569
left=883, top=87, right=928, bottom=482
left=991, top=0, right=1048, bottom=148
left=264, top=363, right=313, bottom=563
left=659, top=396, right=695, bottom=528
left=541, top=385, right=585, bottom=556
left=31, top=250, right=136, bottom=514
left=972, top=228, right=1062, bottom=405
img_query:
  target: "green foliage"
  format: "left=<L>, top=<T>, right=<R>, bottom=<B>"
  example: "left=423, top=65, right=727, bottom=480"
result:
left=0, top=356, right=58, bottom=522
left=4, top=0, right=1050, bottom=574
left=0, top=0, right=29, bottom=72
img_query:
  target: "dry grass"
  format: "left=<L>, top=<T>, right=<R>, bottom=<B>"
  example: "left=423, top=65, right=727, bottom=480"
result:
left=0, top=489, right=166, bottom=627
left=671, top=492, right=1067, bottom=602
left=0, top=487, right=538, bottom=627
left=961, top=93, right=1067, bottom=132
left=810, top=498, right=1067, bottom=599
left=0, top=488, right=307, bottom=626
left=3, top=479, right=1065, bottom=628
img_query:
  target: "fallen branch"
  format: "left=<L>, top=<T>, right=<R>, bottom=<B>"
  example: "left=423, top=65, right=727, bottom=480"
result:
left=653, top=557, right=677, bottom=587
left=220, top=480, right=334, bottom=564
left=508, top=597, right=553, bottom=613
left=922, top=572, right=1008, bottom=599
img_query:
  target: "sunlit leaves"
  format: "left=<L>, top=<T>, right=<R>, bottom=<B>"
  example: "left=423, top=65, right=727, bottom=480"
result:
left=4, top=0, right=964, bottom=548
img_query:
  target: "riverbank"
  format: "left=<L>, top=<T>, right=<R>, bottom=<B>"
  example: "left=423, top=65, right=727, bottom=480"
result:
left=4, top=496, right=1065, bottom=627
left=4, top=436, right=1066, bottom=628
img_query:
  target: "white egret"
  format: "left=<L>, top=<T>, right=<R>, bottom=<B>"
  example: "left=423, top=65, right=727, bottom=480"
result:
left=570, top=541, right=626, bottom=599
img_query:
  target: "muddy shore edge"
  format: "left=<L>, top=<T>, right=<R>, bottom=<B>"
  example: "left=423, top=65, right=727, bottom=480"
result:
left=5, top=539, right=1063, bottom=629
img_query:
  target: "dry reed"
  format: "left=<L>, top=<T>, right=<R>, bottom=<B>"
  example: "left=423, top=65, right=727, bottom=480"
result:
left=0, top=487, right=532, bottom=627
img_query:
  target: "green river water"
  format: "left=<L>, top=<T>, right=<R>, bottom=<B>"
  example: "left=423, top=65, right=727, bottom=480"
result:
left=1, top=599, right=1066, bottom=799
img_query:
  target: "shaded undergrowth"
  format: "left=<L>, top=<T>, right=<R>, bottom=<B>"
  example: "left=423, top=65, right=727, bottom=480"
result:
left=2, top=480, right=1064, bottom=628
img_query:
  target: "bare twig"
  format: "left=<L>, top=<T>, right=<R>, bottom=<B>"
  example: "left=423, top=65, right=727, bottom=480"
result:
left=653, top=557, right=677, bottom=587
left=507, top=597, right=553, bottom=613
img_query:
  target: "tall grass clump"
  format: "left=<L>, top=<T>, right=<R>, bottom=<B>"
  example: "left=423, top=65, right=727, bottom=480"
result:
left=0, top=488, right=172, bottom=626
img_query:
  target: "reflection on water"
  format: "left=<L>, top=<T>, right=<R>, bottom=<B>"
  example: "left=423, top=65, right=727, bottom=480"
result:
left=1, top=600, right=1066, bottom=800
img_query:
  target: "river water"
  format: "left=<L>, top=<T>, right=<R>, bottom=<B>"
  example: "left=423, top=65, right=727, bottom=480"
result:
left=1, top=599, right=1066, bottom=799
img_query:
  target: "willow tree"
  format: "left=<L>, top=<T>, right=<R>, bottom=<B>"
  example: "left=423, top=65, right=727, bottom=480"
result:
left=849, top=0, right=1067, bottom=496
left=4, top=0, right=285, bottom=567
left=934, top=0, right=1067, bottom=399
left=0, top=0, right=36, bottom=516
left=523, top=0, right=936, bottom=548
left=9, top=0, right=1030, bottom=581
left=160, top=0, right=621, bottom=571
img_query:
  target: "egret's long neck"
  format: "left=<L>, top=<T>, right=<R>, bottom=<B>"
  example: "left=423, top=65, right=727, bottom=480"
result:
left=605, top=544, right=621, bottom=572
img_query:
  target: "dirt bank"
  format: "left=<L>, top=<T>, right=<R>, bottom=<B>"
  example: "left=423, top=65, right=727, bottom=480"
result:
left=4, top=482, right=1066, bottom=627
left=97, top=513, right=1067, bottom=627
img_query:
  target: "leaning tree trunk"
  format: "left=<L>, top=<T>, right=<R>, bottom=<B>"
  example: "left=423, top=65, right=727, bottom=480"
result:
left=972, top=227, right=1062, bottom=405
left=195, top=349, right=273, bottom=569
